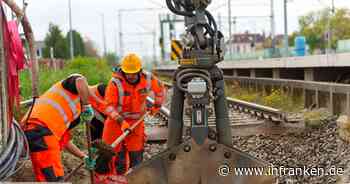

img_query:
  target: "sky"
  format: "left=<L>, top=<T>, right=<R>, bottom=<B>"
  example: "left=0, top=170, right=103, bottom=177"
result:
left=5, top=0, right=350, bottom=59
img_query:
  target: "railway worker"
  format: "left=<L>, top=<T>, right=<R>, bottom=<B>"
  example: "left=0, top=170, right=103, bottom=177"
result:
left=88, top=83, right=108, bottom=141
left=21, top=74, right=112, bottom=182
left=100, top=53, right=165, bottom=175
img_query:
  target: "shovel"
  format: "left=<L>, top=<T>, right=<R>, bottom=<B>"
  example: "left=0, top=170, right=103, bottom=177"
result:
left=93, top=112, right=149, bottom=174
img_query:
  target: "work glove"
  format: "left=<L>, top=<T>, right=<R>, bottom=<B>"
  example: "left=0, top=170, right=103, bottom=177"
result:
left=81, top=104, right=94, bottom=123
left=120, top=121, right=131, bottom=132
left=83, top=155, right=96, bottom=170
left=146, top=102, right=160, bottom=116
left=89, top=147, right=98, bottom=155
left=150, top=107, right=160, bottom=116
left=111, top=112, right=124, bottom=124
left=147, top=104, right=161, bottom=116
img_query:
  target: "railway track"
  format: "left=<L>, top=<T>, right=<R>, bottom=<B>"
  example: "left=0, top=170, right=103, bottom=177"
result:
left=17, top=81, right=348, bottom=184
left=145, top=81, right=304, bottom=142
left=144, top=82, right=350, bottom=184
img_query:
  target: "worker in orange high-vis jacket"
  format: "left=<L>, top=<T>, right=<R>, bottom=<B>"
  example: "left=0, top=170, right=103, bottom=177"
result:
left=101, top=53, right=165, bottom=175
left=88, top=83, right=108, bottom=141
left=21, top=74, right=105, bottom=182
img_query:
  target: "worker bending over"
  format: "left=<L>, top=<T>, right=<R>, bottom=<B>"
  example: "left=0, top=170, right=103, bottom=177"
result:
left=21, top=74, right=99, bottom=182
left=101, top=53, right=165, bottom=175
left=88, top=83, right=108, bottom=141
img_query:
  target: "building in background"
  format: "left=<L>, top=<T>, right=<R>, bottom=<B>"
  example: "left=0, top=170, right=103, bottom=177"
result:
left=35, top=41, right=45, bottom=58
left=227, top=31, right=266, bottom=55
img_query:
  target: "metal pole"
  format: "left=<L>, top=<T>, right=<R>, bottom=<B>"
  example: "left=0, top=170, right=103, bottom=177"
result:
left=327, top=0, right=335, bottom=54
left=283, top=0, right=288, bottom=57
left=0, top=10, right=9, bottom=146
left=50, top=47, right=55, bottom=71
left=68, top=0, right=74, bottom=59
left=114, top=26, right=118, bottom=59
left=218, top=13, right=222, bottom=31
left=118, top=10, right=123, bottom=57
left=152, top=30, right=157, bottom=65
left=168, top=14, right=174, bottom=40
left=228, top=0, right=232, bottom=58
left=326, top=10, right=331, bottom=55
left=101, top=13, right=107, bottom=57
left=159, top=15, right=165, bottom=62
left=270, top=0, right=276, bottom=53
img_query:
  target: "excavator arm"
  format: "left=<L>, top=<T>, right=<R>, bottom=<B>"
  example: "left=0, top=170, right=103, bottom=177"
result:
left=126, top=1, right=277, bottom=183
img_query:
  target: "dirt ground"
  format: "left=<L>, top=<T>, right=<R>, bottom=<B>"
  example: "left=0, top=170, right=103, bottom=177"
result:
left=8, top=143, right=166, bottom=184
left=8, top=152, right=90, bottom=184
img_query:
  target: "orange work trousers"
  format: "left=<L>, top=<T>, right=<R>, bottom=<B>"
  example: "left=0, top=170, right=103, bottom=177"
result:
left=23, top=122, right=64, bottom=182
left=102, top=117, right=146, bottom=174
left=102, top=118, right=145, bottom=152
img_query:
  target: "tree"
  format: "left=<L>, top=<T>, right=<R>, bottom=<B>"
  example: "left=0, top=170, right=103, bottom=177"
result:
left=66, top=30, right=86, bottom=57
left=298, top=8, right=350, bottom=53
left=43, top=23, right=68, bottom=59
left=104, top=52, right=119, bottom=66
left=289, top=32, right=299, bottom=47
left=84, top=37, right=99, bottom=57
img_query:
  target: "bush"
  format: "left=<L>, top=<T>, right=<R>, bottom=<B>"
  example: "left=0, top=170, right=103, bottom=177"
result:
left=20, top=57, right=112, bottom=100
left=225, top=81, right=303, bottom=112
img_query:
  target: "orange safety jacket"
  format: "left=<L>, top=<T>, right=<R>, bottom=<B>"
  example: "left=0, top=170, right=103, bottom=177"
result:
left=105, top=70, right=165, bottom=120
left=89, top=84, right=108, bottom=118
left=26, top=81, right=81, bottom=139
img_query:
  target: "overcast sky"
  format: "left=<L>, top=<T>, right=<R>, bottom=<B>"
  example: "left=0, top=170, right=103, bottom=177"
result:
left=6, top=0, right=350, bottom=58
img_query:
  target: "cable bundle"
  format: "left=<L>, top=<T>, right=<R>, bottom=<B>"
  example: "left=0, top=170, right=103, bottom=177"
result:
left=0, top=119, right=29, bottom=180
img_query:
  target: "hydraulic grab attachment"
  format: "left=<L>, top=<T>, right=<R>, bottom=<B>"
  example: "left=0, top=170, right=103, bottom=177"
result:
left=127, top=0, right=276, bottom=183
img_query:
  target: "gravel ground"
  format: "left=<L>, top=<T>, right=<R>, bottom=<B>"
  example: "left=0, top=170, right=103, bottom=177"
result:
left=144, top=143, right=167, bottom=160
left=9, top=121, right=350, bottom=184
left=136, top=120, right=350, bottom=184
left=232, top=121, right=350, bottom=184
left=9, top=87, right=350, bottom=183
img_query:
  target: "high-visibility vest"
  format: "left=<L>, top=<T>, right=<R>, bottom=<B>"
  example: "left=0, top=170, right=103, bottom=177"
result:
left=89, top=85, right=108, bottom=122
left=89, top=85, right=105, bottom=112
left=28, top=82, right=81, bottom=138
left=110, top=71, right=164, bottom=120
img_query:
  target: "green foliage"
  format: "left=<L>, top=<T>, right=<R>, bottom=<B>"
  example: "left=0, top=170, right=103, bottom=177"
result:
left=225, top=81, right=303, bottom=112
left=18, top=58, right=112, bottom=143
left=304, top=108, right=332, bottom=128
left=297, top=8, right=350, bottom=53
left=20, top=57, right=112, bottom=100
left=262, top=89, right=289, bottom=110
left=84, top=38, right=99, bottom=57
left=43, top=23, right=69, bottom=59
left=66, top=30, right=86, bottom=57
left=104, top=52, right=119, bottom=67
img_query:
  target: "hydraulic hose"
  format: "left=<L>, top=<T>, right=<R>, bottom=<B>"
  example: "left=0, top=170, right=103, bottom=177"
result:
left=175, top=69, right=213, bottom=95
left=166, top=0, right=195, bottom=17
left=204, top=10, right=217, bottom=32
left=0, top=119, right=29, bottom=180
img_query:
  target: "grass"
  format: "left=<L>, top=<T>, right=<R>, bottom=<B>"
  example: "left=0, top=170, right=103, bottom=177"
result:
left=18, top=57, right=113, bottom=147
left=20, top=57, right=112, bottom=100
left=225, top=81, right=304, bottom=112
left=157, top=75, right=173, bottom=84
left=156, top=74, right=304, bottom=112
left=17, top=57, right=112, bottom=122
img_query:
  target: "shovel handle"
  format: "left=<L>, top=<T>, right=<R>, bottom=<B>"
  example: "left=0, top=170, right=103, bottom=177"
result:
left=85, top=122, right=95, bottom=184
left=64, top=162, right=84, bottom=181
left=110, top=112, right=149, bottom=148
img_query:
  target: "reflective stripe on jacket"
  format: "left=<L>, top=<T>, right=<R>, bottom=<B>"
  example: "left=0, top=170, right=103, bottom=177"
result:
left=105, top=70, right=165, bottom=120
left=27, top=82, right=81, bottom=138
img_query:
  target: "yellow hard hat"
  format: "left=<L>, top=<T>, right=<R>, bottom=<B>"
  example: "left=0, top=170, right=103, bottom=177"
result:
left=120, top=53, right=142, bottom=74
